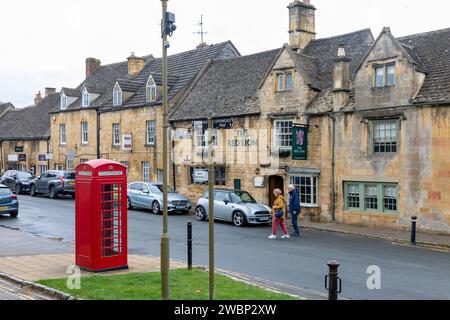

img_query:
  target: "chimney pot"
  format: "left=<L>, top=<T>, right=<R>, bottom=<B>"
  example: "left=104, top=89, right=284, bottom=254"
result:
left=86, top=57, right=101, bottom=78
left=34, top=91, right=43, bottom=106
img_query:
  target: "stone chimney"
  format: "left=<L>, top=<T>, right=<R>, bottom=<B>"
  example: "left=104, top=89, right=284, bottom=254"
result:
left=127, top=52, right=145, bottom=76
left=196, top=42, right=208, bottom=49
left=332, top=45, right=352, bottom=111
left=34, top=91, right=42, bottom=106
left=288, top=0, right=316, bottom=51
left=45, top=87, right=56, bottom=97
left=86, top=57, right=101, bottom=78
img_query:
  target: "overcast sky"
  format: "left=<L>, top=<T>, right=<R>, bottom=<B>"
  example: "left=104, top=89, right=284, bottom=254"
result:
left=1, top=0, right=449, bottom=107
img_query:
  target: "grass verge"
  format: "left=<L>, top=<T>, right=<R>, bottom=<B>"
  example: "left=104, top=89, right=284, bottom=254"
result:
left=37, top=268, right=296, bottom=300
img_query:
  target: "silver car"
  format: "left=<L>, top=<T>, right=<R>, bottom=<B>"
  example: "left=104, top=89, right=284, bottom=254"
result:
left=127, top=182, right=192, bottom=214
left=195, top=189, right=272, bottom=227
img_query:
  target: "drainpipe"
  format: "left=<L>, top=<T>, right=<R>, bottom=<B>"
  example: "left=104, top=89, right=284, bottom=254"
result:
left=96, top=110, right=101, bottom=159
left=47, top=138, right=50, bottom=170
left=0, top=141, right=3, bottom=174
left=330, top=114, right=336, bottom=222
left=170, top=122, right=176, bottom=190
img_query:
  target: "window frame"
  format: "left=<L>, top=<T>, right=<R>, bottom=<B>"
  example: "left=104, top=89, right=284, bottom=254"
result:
left=146, top=76, right=157, bottom=103
left=81, top=88, right=90, bottom=108
left=81, top=121, right=88, bottom=145
left=344, top=182, right=398, bottom=214
left=146, top=120, right=155, bottom=146
left=141, top=161, right=151, bottom=183
left=113, top=83, right=122, bottom=106
left=273, top=119, right=294, bottom=150
left=60, top=93, right=68, bottom=110
left=195, top=128, right=218, bottom=149
left=59, top=123, right=67, bottom=145
left=112, top=123, right=121, bottom=146
left=289, top=175, right=319, bottom=208
left=373, top=63, right=396, bottom=88
left=371, top=119, right=399, bottom=155
left=276, top=71, right=293, bottom=92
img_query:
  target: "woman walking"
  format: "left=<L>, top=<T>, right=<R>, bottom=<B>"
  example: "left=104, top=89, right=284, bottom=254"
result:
left=269, top=189, right=290, bottom=239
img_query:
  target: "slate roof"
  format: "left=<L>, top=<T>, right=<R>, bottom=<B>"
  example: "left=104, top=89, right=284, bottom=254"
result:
left=170, top=49, right=280, bottom=121
left=299, top=29, right=374, bottom=90
left=0, top=102, right=14, bottom=119
left=100, top=41, right=240, bottom=112
left=398, top=28, right=450, bottom=104
left=0, top=93, right=60, bottom=140
left=117, top=79, right=142, bottom=92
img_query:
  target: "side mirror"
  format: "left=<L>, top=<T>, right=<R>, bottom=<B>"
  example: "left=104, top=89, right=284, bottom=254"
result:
left=142, top=189, right=150, bottom=194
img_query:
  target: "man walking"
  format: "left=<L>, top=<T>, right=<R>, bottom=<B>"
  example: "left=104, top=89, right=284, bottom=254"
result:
left=288, top=185, right=301, bottom=237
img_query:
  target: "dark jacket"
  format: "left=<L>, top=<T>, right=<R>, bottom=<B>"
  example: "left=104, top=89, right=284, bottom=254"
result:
left=288, top=189, right=301, bottom=214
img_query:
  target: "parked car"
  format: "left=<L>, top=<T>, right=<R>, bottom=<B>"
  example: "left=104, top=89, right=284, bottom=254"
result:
left=0, top=184, right=19, bottom=218
left=192, top=169, right=209, bottom=184
left=30, top=170, right=76, bottom=199
left=127, top=182, right=192, bottom=214
left=0, top=170, right=35, bottom=194
left=195, top=189, right=272, bottom=227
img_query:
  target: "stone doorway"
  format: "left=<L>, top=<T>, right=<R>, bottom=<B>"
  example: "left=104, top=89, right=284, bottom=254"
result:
left=268, top=175, right=284, bottom=206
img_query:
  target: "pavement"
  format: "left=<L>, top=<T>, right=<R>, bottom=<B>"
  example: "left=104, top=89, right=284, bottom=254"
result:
left=1, top=194, right=450, bottom=300
left=0, top=276, right=57, bottom=300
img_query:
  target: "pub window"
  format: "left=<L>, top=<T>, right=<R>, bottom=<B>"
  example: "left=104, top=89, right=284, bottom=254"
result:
left=146, top=76, right=157, bottom=103
left=81, top=121, right=88, bottom=145
left=113, top=83, right=122, bottom=106
left=195, top=128, right=218, bottom=148
left=190, top=166, right=226, bottom=186
left=120, top=161, right=129, bottom=176
left=373, top=120, right=398, bottom=154
left=146, top=120, right=155, bottom=145
left=289, top=176, right=318, bottom=207
left=141, top=161, right=151, bottom=183
left=345, top=182, right=398, bottom=213
left=374, top=63, right=395, bottom=87
left=82, top=88, right=90, bottom=107
left=60, top=93, right=68, bottom=110
left=274, top=120, right=294, bottom=149
left=59, top=123, right=67, bottom=145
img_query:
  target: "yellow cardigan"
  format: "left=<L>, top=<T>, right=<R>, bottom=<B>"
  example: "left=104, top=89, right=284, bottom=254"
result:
left=272, top=195, right=287, bottom=220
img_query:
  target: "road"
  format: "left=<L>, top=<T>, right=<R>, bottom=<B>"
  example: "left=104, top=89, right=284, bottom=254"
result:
left=1, top=194, right=449, bottom=300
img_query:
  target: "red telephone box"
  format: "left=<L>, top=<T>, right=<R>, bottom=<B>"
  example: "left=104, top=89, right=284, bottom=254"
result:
left=75, top=160, right=128, bottom=272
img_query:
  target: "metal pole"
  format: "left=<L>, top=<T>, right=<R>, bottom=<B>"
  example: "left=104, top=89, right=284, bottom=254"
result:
left=187, top=222, right=192, bottom=270
left=325, top=260, right=341, bottom=301
left=411, top=216, right=417, bottom=246
left=208, top=112, right=215, bottom=300
left=160, top=0, right=170, bottom=301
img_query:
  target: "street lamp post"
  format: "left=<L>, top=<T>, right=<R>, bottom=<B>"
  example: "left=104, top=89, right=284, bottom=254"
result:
left=160, top=0, right=176, bottom=300
left=207, top=111, right=215, bottom=300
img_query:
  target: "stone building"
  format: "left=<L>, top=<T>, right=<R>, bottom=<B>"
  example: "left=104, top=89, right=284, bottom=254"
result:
left=97, top=42, right=239, bottom=183
left=169, top=0, right=450, bottom=234
left=0, top=91, right=59, bottom=175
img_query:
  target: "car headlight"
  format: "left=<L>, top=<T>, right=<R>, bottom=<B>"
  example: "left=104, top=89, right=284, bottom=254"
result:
left=243, top=207, right=252, bottom=215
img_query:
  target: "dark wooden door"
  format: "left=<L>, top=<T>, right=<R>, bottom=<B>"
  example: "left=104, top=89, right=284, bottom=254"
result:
left=268, top=175, right=284, bottom=207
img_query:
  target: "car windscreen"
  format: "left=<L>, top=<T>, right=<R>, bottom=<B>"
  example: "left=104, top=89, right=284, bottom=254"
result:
left=17, top=172, right=34, bottom=180
left=154, top=185, right=176, bottom=193
left=64, top=172, right=76, bottom=179
left=0, top=188, right=11, bottom=196
left=231, top=191, right=257, bottom=204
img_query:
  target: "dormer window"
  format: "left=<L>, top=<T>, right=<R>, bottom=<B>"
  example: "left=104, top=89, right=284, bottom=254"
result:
left=374, top=63, right=395, bottom=88
left=60, top=93, right=68, bottom=110
left=82, top=88, right=90, bottom=107
left=113, top=83, right=122, bottom=106
left=276, top=71, right=293, bottom=92
left=146, top=76, right=157, bottom=103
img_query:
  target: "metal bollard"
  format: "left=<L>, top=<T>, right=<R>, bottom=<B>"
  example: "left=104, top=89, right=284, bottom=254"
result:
left=187, top=222, right=193, bottom=270
left=411, top=216, right=417, bottom=246
left=325, top=260, right=342, bottom=300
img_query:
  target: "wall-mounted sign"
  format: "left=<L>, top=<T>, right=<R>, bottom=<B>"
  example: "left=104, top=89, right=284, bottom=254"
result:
left=8, top=155, right=18, bottom=162
left=46, top=153, right=53, bottom=160
left=38, top=154, right=47, bottom=161
left=18, top=154, right=27, bottom=161
left=292, top=126, right=308, bottom=161
left=77, top=171, right=93, bottom=177
left=15, top=146, right=24, bottom=153
left=98, top=171, right=124, bottom=177
left=122, top=134, right=133, bottom=151
left=173, top=129, right=192, bottom=140
left=192, top=117, right=235, bottom=130
left=254, top=177, right=265, bottom=188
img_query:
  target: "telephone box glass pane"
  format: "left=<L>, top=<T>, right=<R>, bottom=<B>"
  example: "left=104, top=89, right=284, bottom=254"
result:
left=100, top=184, right=123, bottom=257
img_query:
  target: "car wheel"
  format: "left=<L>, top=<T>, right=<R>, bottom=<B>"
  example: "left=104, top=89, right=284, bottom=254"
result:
left=127, top=197, right=133, bottom=210
left=195, top=206, right=207, bottom=221
left=10, top=211, right=18, bottom=218
left=232, top=211, right=246, bottom=227
left=49, top=186, right=58, bottom=199
left=152, top=201, right=161, bottom=215
left=30, top=185, right=37, bottom=197
left=15, top=184, right=22, bottom=195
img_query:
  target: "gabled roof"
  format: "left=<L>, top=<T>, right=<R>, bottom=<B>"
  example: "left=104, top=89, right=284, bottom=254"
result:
left=61, top=87, right=81, bottom=97
left=0, top=102, right=14, bottom=119
left=398, top=27, right=450, bottom=104
left=116, top=79, right=142, bottom=93
left=83, top=84, right=106, bottom=95
left=100, top=41, right=240, bottom=112
left=170, top=49, right=279, bottom=121
left=0, top=93, right=60, bottom=141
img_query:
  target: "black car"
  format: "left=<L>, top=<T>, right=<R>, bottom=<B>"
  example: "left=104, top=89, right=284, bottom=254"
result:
left=0, top=170, right=36, bottom=194
left=30, top=170, right=76, bottom=199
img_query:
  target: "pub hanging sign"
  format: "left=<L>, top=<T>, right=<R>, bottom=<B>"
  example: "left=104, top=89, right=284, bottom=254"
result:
left=292, top=126, right=308, bottom=161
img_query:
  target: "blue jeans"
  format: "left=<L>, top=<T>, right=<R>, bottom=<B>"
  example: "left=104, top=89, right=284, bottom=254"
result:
left=291, top=211, right=300, bottom=234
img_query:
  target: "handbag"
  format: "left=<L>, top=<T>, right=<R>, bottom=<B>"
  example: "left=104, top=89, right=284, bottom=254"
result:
left=275, top=209, right=284, bottom=219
